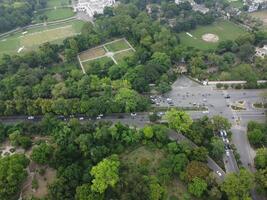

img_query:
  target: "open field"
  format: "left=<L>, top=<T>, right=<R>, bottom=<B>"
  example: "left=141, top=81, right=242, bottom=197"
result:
left=0, top=20, right=85, bottom=55
left=105, top=39, right=131, bottom=52
left=79, top=46, right=106, bottom=61
left=179, top=20, right=247, bottom=50
left=227, top=0, right=243, bottom=8
left=21, top=25, right=75, bottom=47
left=249, top=10, right=267, bottom=31
left=114, top=49, right=135, bottom=62
left=46, top=0, right=71, bottom=8
left=33, top=8, right=74, bottom=23
left=78, top=38, right=135, bottom=73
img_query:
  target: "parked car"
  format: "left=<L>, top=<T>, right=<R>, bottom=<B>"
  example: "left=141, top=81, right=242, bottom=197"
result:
left=216, top=170, right=222, bottom=176
left=27, top=116, right=34, bottom=120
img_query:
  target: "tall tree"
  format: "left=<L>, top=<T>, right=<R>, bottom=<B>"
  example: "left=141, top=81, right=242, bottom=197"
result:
left=90, top=155, right=120, bottom=193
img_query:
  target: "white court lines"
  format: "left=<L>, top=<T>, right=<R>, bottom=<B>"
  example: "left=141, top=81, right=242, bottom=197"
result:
left=78, top=38, right=135, bottom=74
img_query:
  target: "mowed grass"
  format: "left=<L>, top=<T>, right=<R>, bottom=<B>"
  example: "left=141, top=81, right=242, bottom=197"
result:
left=114, top=49, right=135, bottom=62
left=33, top=8, right=74, bottom=23
left=249, top=10, right=267, bottom=31
left=0, top=20, right=85, bottom=56
left=46, top=0, right=70, bottom=8
left=21, top=25, right=75, bottom=47
left=179, top=20, right=247, bottom=50
left=105, top=39, right=131, bottom=52
left=227, top=0, right=243, bottom=8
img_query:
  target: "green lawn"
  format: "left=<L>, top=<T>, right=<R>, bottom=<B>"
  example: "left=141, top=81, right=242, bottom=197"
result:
left=179, top=20, right=247, bottom=50
left=228, top=0, right=243, bottom=8
left=0, top=20, right=85, bottom=56
left=105, top=39, right=131, bottom=52
left=114, top=49, right=135, bottom=62
left=33, top=8, right=74, bottom=23
left=46, top=0, right=70, bottom=8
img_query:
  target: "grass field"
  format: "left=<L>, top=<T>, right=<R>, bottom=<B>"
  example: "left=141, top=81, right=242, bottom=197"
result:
left=179, top=20, right=247, bottom=50
left=114, top=49, right=135, bottom=62
left=33, top=8, right=74, bottom=23
left=46, top=0, right=70, bottom=8
left=249, top=10, right=267, bottom=31
left=105, top=40, right=131, bottom=52
left=227, top=0, right=243, bottom=8
left=0, top=20, right=85, bottom=55
left=78, top=38, right=135, bottom=73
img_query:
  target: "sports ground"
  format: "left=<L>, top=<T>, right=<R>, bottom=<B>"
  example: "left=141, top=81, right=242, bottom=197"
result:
left=0, top=20, right=85, bottom=55
left=178, top=20, right=247, bottom=50
left=78, top=38, right=135, bottom=74
left=33, top=8, right=75, bottom=23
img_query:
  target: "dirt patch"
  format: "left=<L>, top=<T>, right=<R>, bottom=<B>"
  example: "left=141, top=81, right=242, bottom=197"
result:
left=202, top=33, right=219, bottom=43
left=79, top=46, right=106, bottom=61
left=22, top=165, right=56, bottom=199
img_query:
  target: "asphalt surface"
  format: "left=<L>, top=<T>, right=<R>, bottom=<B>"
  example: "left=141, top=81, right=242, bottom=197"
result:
left=157, top=76, right=266, bottom=173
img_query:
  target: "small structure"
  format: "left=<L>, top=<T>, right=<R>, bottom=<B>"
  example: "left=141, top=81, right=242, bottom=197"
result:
left=74, top=0, right=115, bottom=17
left=255, top=45, right=267, bottom=58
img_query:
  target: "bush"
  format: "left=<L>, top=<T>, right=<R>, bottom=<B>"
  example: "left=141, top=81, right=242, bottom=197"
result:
left=216, top=83, right=223, bottom=89
left=235, top=84, right=242, bottom=89
left=223, top=84, right=229, bottom=89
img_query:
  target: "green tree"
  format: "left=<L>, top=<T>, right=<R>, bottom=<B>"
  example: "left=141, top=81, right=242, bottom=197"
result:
left=211, top=136, right=225, bottom=159
left=143, top=125, right=154, bottom=139
left=221, top=169, right=254, bottom=200
left=75, top=183, right=104, bottom=200
left=211, top=115, right=231, bottom=131
left=248, top=129, right=265, bottom=147
left=115, top=88, right=140, bottom=112
left=164, top=109, right=193, bottom=133
left=254, top=148, right=267, bottom=169
left=90, top=155, right=120, bottom=193
left=188, top=177, right=207, bottom=198
left=0, top=154, right=29, bottom=200
left=31, top=143, right=54, bottom=165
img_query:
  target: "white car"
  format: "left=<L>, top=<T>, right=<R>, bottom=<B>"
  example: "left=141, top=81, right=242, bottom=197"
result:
left=79, top=117, right=84, bottom=121
left=226, top=150, right=230, bottom=156
left=202, top=110, right=209, bottom=114
left=27, top=116, right=34, bottom=120
left=223, top=130, right=227, bottom=137
left=96, top=116, right=102, bottom=120
left=216, top=170, right=222, bottom=176
left=131, top=113, right=137, bottom=117
left=225, top=139, right=229, bottom=143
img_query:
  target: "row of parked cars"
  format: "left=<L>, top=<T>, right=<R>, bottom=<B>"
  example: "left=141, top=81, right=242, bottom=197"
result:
left=219, top=130, right=231, bottom=157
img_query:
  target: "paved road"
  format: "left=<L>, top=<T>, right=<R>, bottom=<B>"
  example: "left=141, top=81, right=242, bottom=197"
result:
left=156, top=76, right=266, bottom=173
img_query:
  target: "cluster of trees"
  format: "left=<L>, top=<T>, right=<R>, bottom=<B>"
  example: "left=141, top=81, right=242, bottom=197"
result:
left=247, top=121, right=266, bottom=147
left=0, top=0, right=48, bottom=33
left=164, top=109, right=231, bottom=163
left=0, top=113, right=257, bottom=200
left=247, top=121, right=267, bottom=196
left=0, top=154, right=29, bottom=200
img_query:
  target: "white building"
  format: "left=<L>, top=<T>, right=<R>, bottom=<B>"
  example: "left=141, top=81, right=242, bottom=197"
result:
left=255, top=45, right=267, bottom=58
left=74, top=0, right=115, bottom=17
